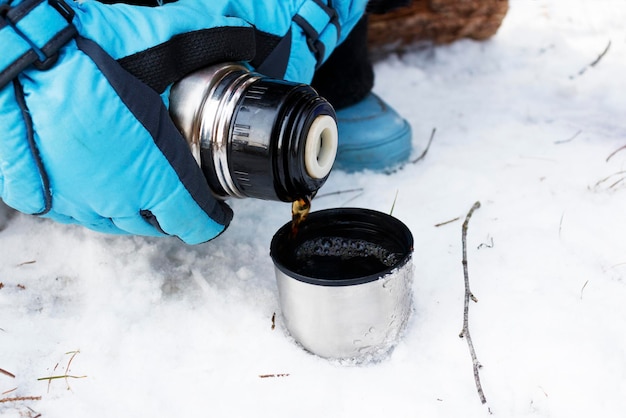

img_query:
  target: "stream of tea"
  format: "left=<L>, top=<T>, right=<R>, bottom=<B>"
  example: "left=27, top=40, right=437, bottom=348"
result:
left=287, top=197, right=403, bottom=279
left=290, top=195, right=312, bottom=238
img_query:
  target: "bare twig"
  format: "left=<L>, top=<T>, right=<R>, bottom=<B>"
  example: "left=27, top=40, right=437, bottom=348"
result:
left=459, top=201, right=487, bottom=405
left=554, top=130, right=581, bottom=145
left=0, top=396, right=42, bottom=403
left=0, top=368, right=15, bottom=378
left=606, top=144, right=626, bottom=162
left=25, top=406, right=42, bottom=418
left=593, top=171, right=626, bottom=190
left=315, top=188, right=364, bottom=199
left=435, top=217, right=460, bottom=228
left=609, top=177, right=626, bottom=189
left=477, top=236, right=494, bottom=250
left=589, top=40, right=612, bottom=68
left=572, top=40, right=611, bottom=78
left=340, top=191, right=364, bottom=207
left=411, top=128, right=436, bottom=164
left=580, top=280, right=589, bottom=300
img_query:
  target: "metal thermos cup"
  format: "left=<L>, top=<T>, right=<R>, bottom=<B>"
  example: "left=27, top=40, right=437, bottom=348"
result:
left=169, top=63, right=338, bottom=202
left=270, top=208, right=415, bottom=362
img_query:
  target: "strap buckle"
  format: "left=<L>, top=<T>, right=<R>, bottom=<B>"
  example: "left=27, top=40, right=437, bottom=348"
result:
left=33, top=0, right=76, bottom=70
left=293, top=0, right=341, bottom=69
left=0, top=0, right=77, bottom=87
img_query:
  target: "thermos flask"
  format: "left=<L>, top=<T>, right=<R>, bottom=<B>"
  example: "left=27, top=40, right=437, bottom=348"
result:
left=169, top=63, right=338, bottom=202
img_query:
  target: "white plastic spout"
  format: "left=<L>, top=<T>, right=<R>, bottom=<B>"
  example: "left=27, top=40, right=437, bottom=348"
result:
left=304, top=114, right=338, bottom=179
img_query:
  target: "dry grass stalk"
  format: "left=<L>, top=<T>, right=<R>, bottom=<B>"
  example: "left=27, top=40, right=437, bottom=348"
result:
left=411, top=128, right=436, bottom=164
left=38, top=350, right=86, bottom=392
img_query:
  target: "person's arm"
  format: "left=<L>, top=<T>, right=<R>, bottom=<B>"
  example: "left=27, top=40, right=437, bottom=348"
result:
left=0, top=0, right=368, bottom=243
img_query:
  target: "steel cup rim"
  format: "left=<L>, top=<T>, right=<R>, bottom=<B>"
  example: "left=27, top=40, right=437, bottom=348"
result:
left=270, top=207, right=414, bottom=287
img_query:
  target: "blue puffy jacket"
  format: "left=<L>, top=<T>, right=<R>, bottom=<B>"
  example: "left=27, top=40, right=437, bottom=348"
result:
left=0, top=0, right=367, bottom=243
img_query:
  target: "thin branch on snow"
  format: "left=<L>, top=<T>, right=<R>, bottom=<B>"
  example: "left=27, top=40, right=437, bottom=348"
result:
left=459, top=201, right=487, bottom=405
left=588, top=40, right=612, bottom=68
left=315, top=188, right=364, bottom=199
left=411, top=128, right=437, bottom=164
left=580, top=280, right=589, bottom=300
left=606, top=144, right=626, bottom=162
left=477, top=236, right=494, bottom=250
left=0, top=367, right=16, bottom=378
left=25, top=407, right=42, bottom=418
left=315, top=188, right=365, bottom=208
left=572, top=40, right=611, bottom=78
left=340, top=192, right=365, bottom=207
left=0, top=396, right=42, bottom=403
left=435, top=217, right=460, bottom=227
left=593, top=171, right=626, bottom=191
left=554, top=130, right=581, bottom=145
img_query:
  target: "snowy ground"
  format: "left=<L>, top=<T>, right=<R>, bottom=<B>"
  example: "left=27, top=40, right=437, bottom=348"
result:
left=2, top=1, right=626, bottom=417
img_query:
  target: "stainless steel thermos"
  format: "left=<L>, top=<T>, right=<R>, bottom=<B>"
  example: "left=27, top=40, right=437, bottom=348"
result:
left=169, top=63, right=338, bottom=202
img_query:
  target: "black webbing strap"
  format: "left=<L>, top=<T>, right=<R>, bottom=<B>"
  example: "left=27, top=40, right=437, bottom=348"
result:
left=93, top=0, right=290, bottom=85
left=117, top=26, right=258, bottom=94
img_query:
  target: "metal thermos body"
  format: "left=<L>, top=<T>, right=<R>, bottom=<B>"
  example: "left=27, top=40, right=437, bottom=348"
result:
left=169, top=63, right=338, bottom=202
left=270, top=208, right=415, bottom=362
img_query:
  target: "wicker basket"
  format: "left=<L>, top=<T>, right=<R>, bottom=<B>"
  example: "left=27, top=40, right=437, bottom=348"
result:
left=368, top=0, right=509, bottom=54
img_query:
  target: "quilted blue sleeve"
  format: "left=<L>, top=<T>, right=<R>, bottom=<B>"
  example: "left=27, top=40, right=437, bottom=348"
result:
left=0, top=0, right=367, bottom=244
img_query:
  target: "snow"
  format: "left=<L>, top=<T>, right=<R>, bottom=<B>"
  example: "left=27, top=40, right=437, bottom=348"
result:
left=2, top=1, right=626, bottom=416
